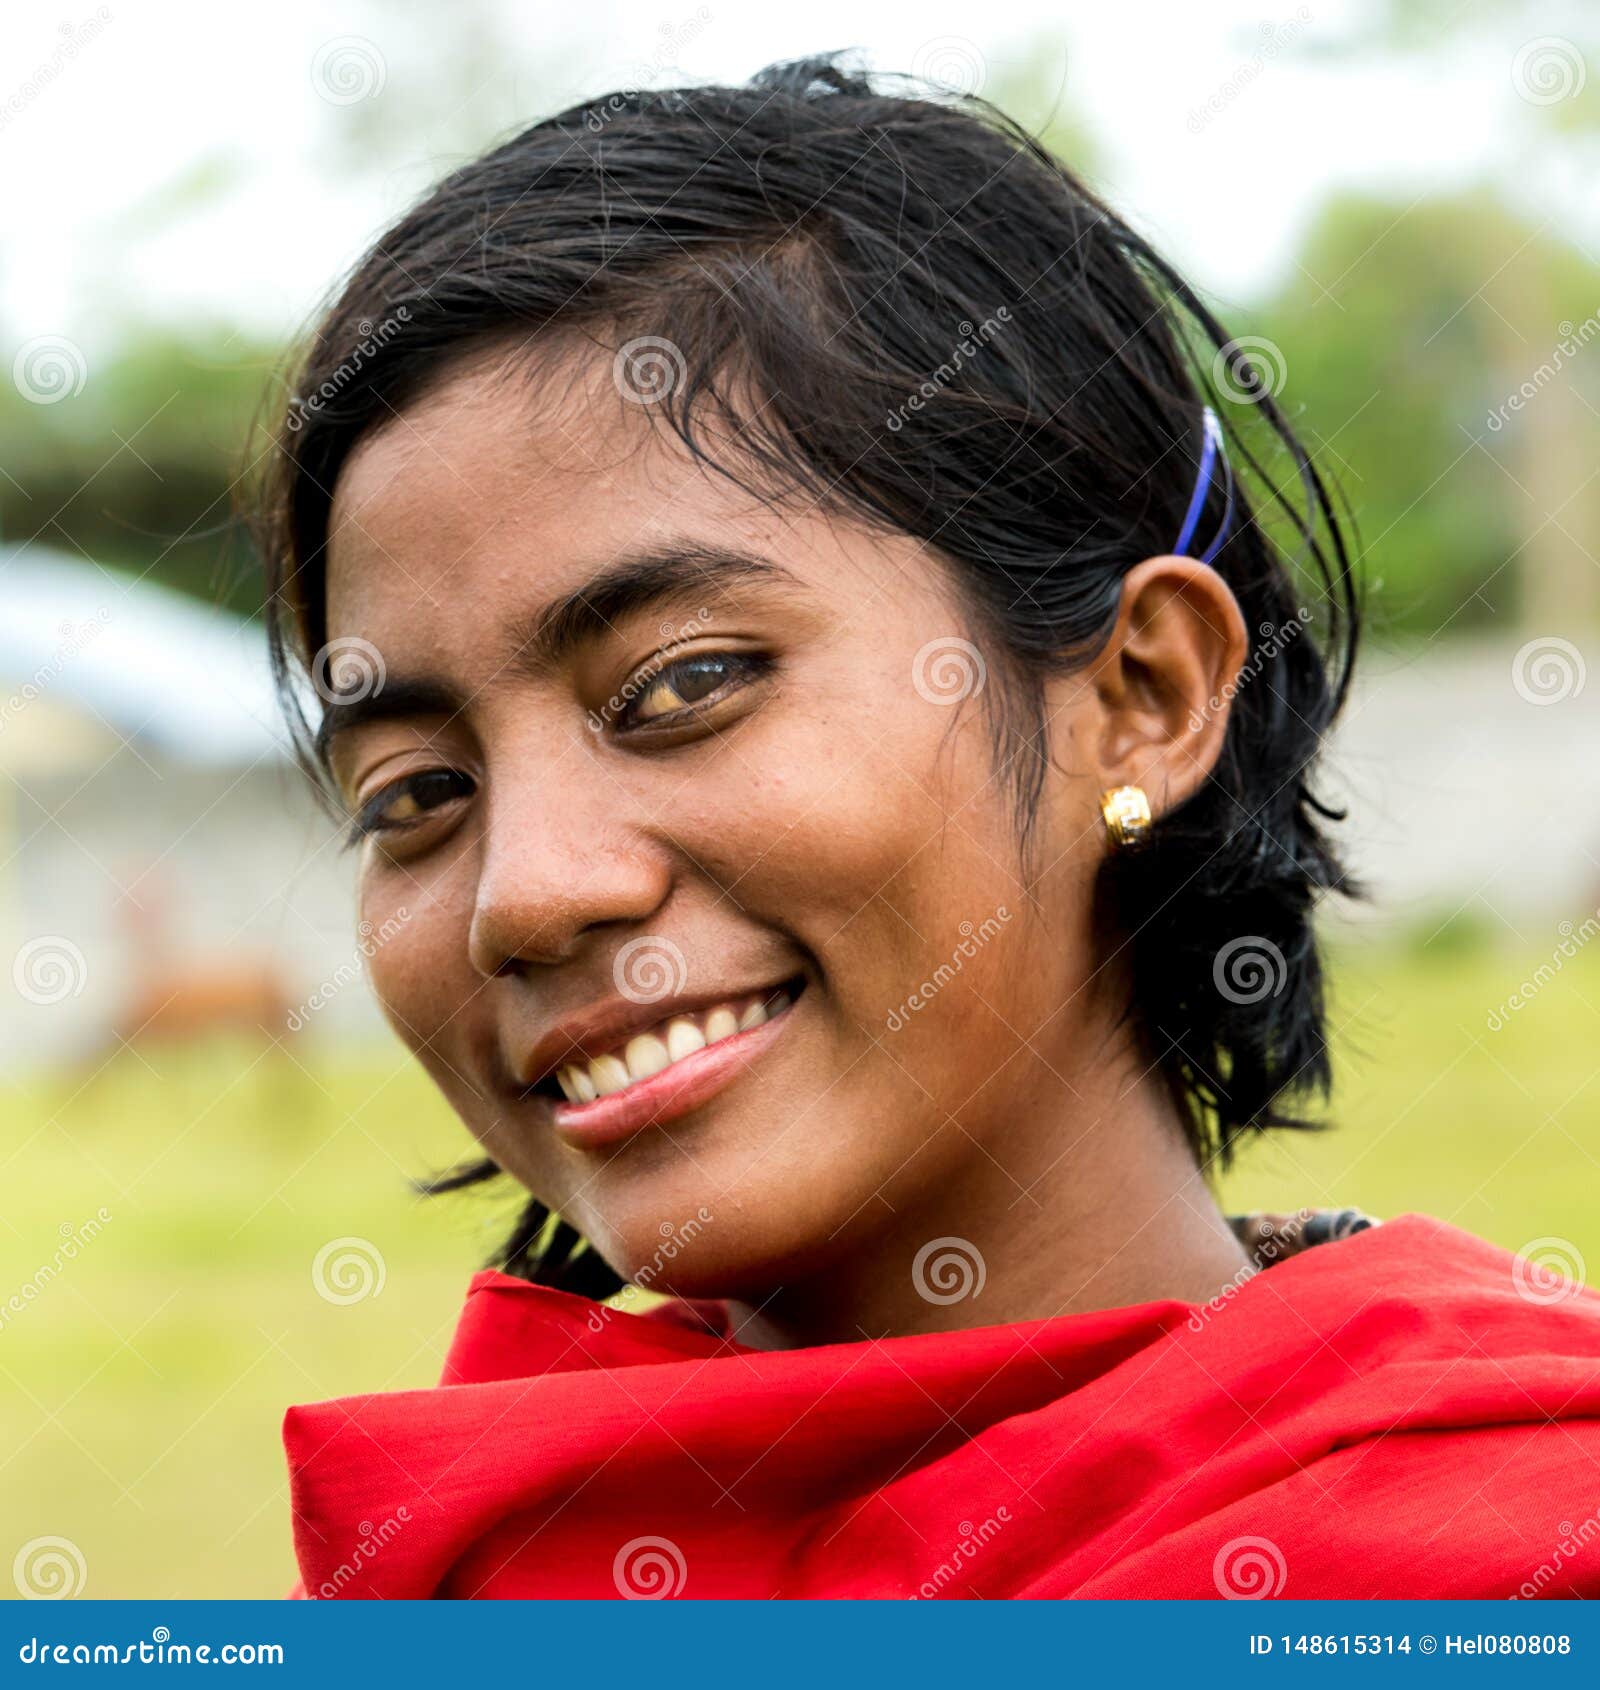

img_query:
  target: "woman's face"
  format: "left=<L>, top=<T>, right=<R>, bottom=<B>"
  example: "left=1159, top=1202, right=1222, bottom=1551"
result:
left=322, top=348, right=1124, bottom=1300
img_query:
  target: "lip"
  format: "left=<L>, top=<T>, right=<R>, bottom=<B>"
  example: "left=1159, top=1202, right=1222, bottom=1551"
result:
left=544, top=994, right=800, bottom=1149
left=514, top=978, right=797, bottom=1090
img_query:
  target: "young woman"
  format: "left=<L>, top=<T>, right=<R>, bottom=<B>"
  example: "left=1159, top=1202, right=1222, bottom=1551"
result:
left=265, top=57, right=1600, bottom=1600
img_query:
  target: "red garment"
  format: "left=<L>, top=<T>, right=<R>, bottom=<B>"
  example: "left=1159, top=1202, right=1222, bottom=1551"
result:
left=284, top=1215, right=1600, bottom=1599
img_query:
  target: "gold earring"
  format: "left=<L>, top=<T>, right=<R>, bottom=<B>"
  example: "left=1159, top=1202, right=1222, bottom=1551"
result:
left=1101, top=785, right=1152, bottom=852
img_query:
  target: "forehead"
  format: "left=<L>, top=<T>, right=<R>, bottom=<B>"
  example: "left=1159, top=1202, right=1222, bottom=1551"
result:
left=326, top=346, right=719, bottom=637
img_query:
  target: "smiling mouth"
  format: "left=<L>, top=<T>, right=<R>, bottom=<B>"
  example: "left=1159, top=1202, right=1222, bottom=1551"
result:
left=525, top=974, right=805, bottom=1106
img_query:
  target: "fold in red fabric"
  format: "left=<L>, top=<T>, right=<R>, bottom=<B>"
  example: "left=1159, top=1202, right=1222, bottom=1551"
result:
left=284, top=1215, right=1600, bottom=1599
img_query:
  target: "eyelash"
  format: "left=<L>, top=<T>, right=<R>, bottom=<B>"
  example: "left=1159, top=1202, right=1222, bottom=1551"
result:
left=346, top=767, right=474, bottom=848
left=344, top=651, right=772, bottom=850
left=615, top=650, right=773, bottom=731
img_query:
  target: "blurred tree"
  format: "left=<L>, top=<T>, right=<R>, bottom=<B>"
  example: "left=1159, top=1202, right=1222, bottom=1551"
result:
left=1254, top=190, right=1599, bottom=633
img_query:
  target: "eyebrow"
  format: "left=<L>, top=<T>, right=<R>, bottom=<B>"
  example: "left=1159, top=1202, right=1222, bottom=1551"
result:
left=314, top=542, right=800, bottom=763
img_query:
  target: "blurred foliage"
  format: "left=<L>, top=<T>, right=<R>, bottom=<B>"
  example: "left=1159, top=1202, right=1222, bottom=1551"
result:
left=0, top=327, right=279, bottom=614
left=4, top=24, right=1599, bottom=638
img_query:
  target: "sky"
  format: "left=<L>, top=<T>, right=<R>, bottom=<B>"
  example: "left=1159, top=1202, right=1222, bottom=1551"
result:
left=0, top=0, right=1581, bottom=356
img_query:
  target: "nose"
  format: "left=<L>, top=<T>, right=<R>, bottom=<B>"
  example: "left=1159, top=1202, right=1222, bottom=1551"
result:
left=466, top=777, right=671, bottom=978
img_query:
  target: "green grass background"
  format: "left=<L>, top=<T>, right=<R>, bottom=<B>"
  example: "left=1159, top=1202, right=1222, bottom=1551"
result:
left=3, top=929, right=1597, bottom=1597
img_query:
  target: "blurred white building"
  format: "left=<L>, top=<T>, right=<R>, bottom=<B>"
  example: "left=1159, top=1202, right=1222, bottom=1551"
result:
left=0, top=543, right=376, bottom=1070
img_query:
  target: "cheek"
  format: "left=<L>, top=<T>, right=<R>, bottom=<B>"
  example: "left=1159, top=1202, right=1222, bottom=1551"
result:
left=357, top=866, right=470, bottom=1050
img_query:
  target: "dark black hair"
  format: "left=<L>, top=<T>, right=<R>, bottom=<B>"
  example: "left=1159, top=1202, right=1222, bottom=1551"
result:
left=259, top=53, right=1360, bottom=1297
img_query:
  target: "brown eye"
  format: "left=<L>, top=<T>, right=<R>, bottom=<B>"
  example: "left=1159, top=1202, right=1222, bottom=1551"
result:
left=352, top=768, right=474, bottom=839
left=622, top=654, right=767, bottom=729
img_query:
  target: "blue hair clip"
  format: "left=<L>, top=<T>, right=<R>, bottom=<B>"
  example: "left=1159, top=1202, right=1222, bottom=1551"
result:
left=1172, top=407, right=1235, bottom=564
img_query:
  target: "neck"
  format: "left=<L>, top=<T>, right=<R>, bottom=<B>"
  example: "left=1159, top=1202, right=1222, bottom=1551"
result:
left=724, top=1070, right=1251, bottom=1352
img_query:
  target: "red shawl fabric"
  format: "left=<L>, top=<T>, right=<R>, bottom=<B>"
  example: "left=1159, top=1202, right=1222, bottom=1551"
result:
left=284, top=1215, right=1600, bottom=1599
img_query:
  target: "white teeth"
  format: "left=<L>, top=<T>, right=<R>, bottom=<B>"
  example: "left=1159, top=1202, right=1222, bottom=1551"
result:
left=547, top=986, right=796, bottom=1104
left=665, top=1018, right=706, bottom=1061
left=589, top=1054, right=631, bottom=1097
left=624, top=1033, right=671, bottom=1082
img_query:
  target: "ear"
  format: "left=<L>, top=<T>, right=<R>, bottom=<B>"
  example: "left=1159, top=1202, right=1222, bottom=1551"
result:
left=1083, top=557, right=1249, bottom=816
